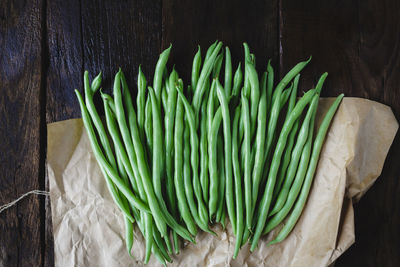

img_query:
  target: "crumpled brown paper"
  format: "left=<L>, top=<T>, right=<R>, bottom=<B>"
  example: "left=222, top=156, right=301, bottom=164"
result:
left=47, top=98, right=398, bottom=267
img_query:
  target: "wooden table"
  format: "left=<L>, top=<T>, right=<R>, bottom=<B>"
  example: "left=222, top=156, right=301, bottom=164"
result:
left=1, top=0, right=399, bottom=266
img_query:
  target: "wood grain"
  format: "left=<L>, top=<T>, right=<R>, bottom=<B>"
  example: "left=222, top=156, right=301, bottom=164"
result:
left=162, top=0, right=279, bottom=82
left=0, top=0, right=44, bottom=266
left=280, top=0, right=400, bottom=266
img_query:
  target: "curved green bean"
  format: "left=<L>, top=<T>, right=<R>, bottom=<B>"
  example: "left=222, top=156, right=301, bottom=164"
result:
left=269, top=93, right=344, bottom=245
left=266, top=60, right=274, bottom=113
left=245, top=61, right=260, bottom=137
left=199, top=100, right=209, bottom=204
left=208, top=108, right=223, bottom=219
left=212, top=53, right=224, bottom=79
left=144, top=95, right=153, bottom=160
left=264, top=94, right=319, bottom=234
left=174, top=98, right=197, bottom=236
left=137, top=66, right=147, bottom=134
left=232, top=106, right=243, bottom=258
left=251, top=88, right=316, bottom=251
left=216, top=81, right=235, bottom=231
left=250, top=71, right=268, bottom=216
left=153, top=45, right=171, bottom=104
left=191, top=46, right=202, bottom=91
left=240, top=92, right=252, bottom=231
left=231, top=63, right=243, bottom=98
left=224, top=47, right=232, bottom=96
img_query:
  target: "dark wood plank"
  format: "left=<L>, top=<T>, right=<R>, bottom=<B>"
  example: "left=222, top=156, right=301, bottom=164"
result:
left=280, top=0, right=400, bottom=266
left=0, top=0, right=44, bottom=266
left=81, top=0, right=162, bottom=100
left=162, top=0, right=279, bottom=82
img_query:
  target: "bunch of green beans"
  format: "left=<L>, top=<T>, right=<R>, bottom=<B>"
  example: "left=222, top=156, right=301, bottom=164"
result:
left=75, top=41, right=343, bottom=264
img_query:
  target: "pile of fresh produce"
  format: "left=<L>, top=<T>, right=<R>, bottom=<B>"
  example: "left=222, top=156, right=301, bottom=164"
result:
left=75, top=41, right=343, bottom=265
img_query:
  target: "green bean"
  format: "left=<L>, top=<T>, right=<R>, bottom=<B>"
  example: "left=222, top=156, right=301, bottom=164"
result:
left=251, top=88, right=316, bottom=251
left=154, top=45, right=171, bottom=104
left=215, top=134, right=225, bottom=224
left=112, top=121, right=135, bottom=258
left=279, top=84, right=293, bottom=109
left=224, top=47, right=232, bottom=97
left=270, top=73, right=327, bottom=216
left=250, top=72, right=268, bottom=215
left=240, top=92, right=252, bottom=231
left=161, top=85, right=168, bottom=113
left=241, top=228, right=250, bottom=247
left=165, top=70, right=179, bottom=216
left=199, top=99, right=209, bottom=204
left=144, top=95, right=153, bottom=159
left=212, top=53, right=224, bottom=79
left=220, top=204, right=226, bottom=229
left=245, top=61, right=260, bottom=137
left=269, top=93, right=344, bottom=245
left=216, top=80, right=235, bottom=230
left=114, top=71, right=167, bottom=237
left=243, top=43, right=251, bottom=91
left=232, top=106, right=243, bottom=258
left=264, top=57, right=311, bottom=165
left=83, top=72, right=135, bottom=223
left=231, top=63, right=243, bottom=98
left=183, top=118, right=212, bottom=233
left=207, top=80, right=217, bottom=135
left=102, top=93, right=140, bottom=198
left=193, top=41, right=223, bottom=114
left=208, top=108, right=223, bottom=219
left=174, top=98, right=197, bottom=236
left=117, top=74, right=160, bottom=261
left=264, top=94, right=319, bottom=234
left=272, top=75, right=299, bottom=197
left=137, top=66, right=147, bottom=135
left=175, top=84, right=208, bottom=225
left=75, top=90, right=149, bottom=213
left=205, top=40, right=218, bottom=62
left=191, top=46, right=202, bottom=91
left=266, top=60, right=274, bottom=114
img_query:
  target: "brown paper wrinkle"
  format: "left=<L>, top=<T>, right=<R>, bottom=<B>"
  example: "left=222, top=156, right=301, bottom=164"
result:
left=47, top=98, right=398, bottom=267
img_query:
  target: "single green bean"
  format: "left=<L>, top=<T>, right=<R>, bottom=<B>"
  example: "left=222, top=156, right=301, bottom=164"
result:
left=269, top=94, right=344, bottom=245
left=191, top=46, right=202, bottom=91
left=264, top=94, right=319, bottom=234
left=165, top=70, right=179, bottom=217
left=251, top=88, right=316, bottom=251
left=232, top=106, right=244, bottom=258
left=208, top=108, right=223, bottom=219
left=199, top=99, right=209, bottom=204
left=231, top=63, right=243, bottom=98
left=250, top=71, right=268, bottom=216
left=207, top=80, right=217, bottom=135
left=205, top=40, right=218, bottom=62
left=215, top=134, right=225, bottom=223
left=137, top=66, right=147, bottom=134
left=212, top=53, right=224, bottom=79
left=161, top=85, right=168, bottom=113
left=174, top=98, right=197, bottom=236
left=224, top=47, right=232, bottom=97
left=266, top=60, right=274, bottom=114
left=144, top=95, right=153, bottom=160
left=153, top=45, right=171, bottom=104
left=240, top=92, right=252, bottom=231
left=245, top=61, right=260, bottom=137
left=216, top=80, right=235, bottom=231
left=243, top=43, right=251, bottom=97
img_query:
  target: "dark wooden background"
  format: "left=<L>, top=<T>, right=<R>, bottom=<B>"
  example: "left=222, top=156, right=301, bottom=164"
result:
left=0, top=0, right=399, bottom=266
